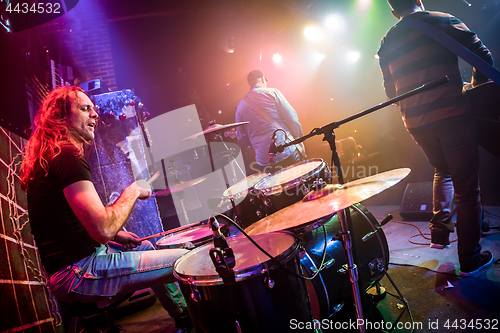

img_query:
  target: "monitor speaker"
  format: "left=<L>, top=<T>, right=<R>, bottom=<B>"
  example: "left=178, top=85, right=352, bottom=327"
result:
left=399, top=182, right=433, bottom=220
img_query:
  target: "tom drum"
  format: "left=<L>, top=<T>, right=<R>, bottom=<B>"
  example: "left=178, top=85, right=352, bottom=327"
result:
left=174, top=231, right=313, bottom=333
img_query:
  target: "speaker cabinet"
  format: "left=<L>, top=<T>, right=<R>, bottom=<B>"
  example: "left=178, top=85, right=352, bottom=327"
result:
left=399, top=182, right=433, bottom=220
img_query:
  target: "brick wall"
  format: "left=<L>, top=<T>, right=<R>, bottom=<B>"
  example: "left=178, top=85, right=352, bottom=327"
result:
left=47, top=0, right=118, bottom=91
left=0, top=127, right=58, bottom=332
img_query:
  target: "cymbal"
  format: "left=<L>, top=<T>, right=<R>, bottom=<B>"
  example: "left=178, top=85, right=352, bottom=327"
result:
left=153, top=176, right=206, bottom=196
left=244, top=168, right=410, bottom=236
left=183, top=122, right=249, bottom=141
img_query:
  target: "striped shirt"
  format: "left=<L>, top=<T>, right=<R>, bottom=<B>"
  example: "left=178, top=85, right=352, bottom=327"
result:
left=377, top=11, right=493, bottom=130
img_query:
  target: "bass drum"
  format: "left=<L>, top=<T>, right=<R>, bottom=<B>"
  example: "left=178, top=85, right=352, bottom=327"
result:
left=174, top=231, right=313, bottom=333
left=299, top=203, right=389, bottom=320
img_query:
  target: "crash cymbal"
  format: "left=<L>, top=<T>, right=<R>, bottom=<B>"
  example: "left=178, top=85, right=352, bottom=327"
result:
left=183, top=122, right=249, bottom=141
left=244, top=168, right=410, bottom=236
left=153, top=176, right=206, bottom=196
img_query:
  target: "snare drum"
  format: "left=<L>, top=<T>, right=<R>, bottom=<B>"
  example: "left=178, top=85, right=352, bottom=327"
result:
left=299, top=203, right=389, bottom=319
left=156, top=222, right=213, bottom=250
left=174, top=231, right=313, bottom=333
left=217, top=172, right=270, bottom=229
left=254, top=158, right=328, bottom=213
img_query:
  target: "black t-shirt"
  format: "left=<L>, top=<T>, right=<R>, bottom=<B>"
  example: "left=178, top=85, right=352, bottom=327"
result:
left=28, top=144, right=100, bottom=276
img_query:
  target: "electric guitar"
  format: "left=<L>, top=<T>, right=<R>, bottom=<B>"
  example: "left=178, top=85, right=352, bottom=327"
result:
left=464, top=81, right=500, bottom=157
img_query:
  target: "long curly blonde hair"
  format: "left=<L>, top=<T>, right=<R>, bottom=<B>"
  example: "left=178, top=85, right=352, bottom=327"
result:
left=21, top=85, right=85, bottom=191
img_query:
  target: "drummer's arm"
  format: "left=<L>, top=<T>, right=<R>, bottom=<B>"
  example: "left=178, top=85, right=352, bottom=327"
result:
left=111, top=230, right=142, bottom=250
left=63, top=180, right=151, bottom=244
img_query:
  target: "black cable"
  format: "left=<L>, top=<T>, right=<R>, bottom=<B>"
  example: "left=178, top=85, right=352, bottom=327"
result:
left=379, top=268, right=416, bottom=333
left=214, top=214, right=330, bottom=281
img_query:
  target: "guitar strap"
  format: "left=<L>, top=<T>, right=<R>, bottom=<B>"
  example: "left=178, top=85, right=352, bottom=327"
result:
left=399, top=16, right=500, bottom=86
left=243, top=95, right=305, bottom=157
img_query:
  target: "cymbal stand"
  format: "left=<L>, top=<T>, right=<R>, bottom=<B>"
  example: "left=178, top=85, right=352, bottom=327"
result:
left=211, top=133, right=247, bottom=222
left=167, top=158, right=190, bottom=224
left=275, top=77, right=449, bottom=333
left=214, top=132, right=246, bottom=184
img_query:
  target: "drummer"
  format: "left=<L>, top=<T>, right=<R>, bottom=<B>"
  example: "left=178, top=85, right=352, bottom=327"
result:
left=20, top=86, right=192, bottom=332
left=236, top=69, right=307, bottom=174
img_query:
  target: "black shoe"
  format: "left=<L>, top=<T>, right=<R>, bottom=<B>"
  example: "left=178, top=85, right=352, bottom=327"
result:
left=174, top=309, right=193, bottom=333
left=430, top=231, right=450, bottom=249
left=460, top=251, right=494, bottom=277
left=481, top=218, right=491, bottom=233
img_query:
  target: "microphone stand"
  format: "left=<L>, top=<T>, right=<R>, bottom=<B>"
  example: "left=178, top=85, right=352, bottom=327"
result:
left=276, top=77, right=449, bottom=333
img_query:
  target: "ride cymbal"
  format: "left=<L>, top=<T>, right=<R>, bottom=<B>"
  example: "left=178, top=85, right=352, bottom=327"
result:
left=153, top=177, right=206, bottom=196
left=244, top=168, right=410, bottom=235
left=182, top=122, right=249, bottom=141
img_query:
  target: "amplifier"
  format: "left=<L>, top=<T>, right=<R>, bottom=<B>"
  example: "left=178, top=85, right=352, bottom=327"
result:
left=399, top=182, right=433, bottom=220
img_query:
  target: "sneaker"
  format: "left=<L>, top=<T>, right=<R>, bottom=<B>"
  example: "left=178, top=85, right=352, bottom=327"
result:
left=430, top=232, right=450, bottom=249
left=174, top=309, right=193, bottom=333
left=481, top=218, right=491, bottom=233
left=460, top=251, right=494, bottom=277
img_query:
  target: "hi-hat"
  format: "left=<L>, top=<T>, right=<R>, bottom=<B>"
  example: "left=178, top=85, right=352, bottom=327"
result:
left=244, top=168, right=410, bottom=235
left=183, top=122, right=249, bottom=141
left=153, top=177, right=206, bottom=196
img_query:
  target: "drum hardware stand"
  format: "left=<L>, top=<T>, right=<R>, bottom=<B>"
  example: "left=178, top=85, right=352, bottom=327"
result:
left=166, top=158, right=191, bottom=224
left=187, top=278, right=201, bottom=303
left=275, top=77, right=449, bottom=333
left=206, top=132, right=247, bottom=226
left=375, top=268, right=416, bottom=333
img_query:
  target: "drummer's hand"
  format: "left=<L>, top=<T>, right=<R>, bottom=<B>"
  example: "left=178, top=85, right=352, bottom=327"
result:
left=133, top=179, right=152, bottom=200
left=113, top=230, right=142, bottom=250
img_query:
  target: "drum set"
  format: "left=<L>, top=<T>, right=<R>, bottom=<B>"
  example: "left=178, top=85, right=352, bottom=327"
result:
left=151, top=143, right=409, bottom=332
left=144, top=77, right=449, bottom=333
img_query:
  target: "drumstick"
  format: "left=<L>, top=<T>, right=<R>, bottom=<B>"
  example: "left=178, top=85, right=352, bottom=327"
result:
left=138, top=230, right=172, bottom=242
left=138, top=222, right=207, bottom=242
left=148, top=171, right=160, bottom=184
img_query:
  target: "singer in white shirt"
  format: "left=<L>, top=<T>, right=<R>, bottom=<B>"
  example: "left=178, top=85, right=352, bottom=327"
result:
left=235, top=69, right=306, bottom=173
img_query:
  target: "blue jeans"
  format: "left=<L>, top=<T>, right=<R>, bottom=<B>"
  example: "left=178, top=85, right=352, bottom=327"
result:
left=48, top=241, right=188, bottom=317
left=409, top=113, right=482, bottom=268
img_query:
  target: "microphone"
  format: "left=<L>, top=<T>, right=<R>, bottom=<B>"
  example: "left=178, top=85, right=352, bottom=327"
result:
left=209, top=217, right=236, bottom=284
left=362, top=214, right=393, bottom=242
left=268, top=133, right=277, bottom=165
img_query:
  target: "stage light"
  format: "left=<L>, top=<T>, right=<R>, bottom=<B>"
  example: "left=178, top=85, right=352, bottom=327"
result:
left=304, top=26, right=322, bottom=42
left=314, top=53, right=326, bottom=62
left=347, top=51, right=361, bottom=63
left=324, top=14, right=343, bottom=32
left=357, top=0, right=372, bottom=12
left=272, top=53, right=282, bottom=63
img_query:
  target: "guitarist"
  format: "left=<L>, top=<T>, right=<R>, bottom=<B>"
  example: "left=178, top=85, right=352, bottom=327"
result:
left=377, top=0, right=494, bottom=276
left=235, top=70, right=306, bottom=174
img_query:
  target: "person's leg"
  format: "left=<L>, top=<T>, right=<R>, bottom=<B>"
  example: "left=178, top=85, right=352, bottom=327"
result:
left=437, top=115, right=483, bottom=271
left=126, top=241, right=186, bottom=317
left=49, top=243, right=189, bottom=315
left=430, top=171, right=455, bottom=246
left=410, top=129, right=455, bottom=246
